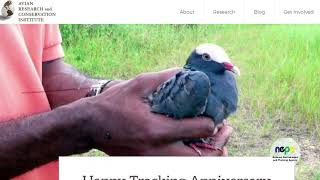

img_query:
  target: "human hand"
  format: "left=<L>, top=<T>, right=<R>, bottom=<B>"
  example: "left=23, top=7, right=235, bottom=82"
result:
left=82, top=68, right=231, bottom=156
left=203, top=122, right=233, bottom=156
left=101, top=80, right=124, bottom=92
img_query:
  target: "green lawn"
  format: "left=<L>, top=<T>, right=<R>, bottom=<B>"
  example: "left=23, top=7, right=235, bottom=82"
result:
left=60, top=25, right=320, bottom=180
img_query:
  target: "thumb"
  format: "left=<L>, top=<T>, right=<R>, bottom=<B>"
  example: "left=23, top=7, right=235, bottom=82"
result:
left=155, top=116, right=215, bottom=142
left=209, top=125, right=233, bottom=150
left=132, top=68, right=181, bottom=96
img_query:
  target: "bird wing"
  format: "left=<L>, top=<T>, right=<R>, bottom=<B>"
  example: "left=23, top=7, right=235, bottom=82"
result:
left=204, top=71, right=238, bottom=124
left=148, top=70, right=210, bottom=119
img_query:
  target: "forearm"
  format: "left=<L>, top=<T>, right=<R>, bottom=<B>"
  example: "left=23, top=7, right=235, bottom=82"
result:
left=0, top=101, right=92, bottom=179
left=43, top=59, right=101, bottom=108
left=43, top=59, right=123, bottom=108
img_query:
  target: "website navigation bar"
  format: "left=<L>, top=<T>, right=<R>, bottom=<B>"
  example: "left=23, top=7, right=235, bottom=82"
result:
left=1, top=0, right=320, bottom=24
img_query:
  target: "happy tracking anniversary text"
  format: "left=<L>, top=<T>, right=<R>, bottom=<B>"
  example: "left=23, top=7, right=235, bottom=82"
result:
left=82, top=175, right=271, bottom=180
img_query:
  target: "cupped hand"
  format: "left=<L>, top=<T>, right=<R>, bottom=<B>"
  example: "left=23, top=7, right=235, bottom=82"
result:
left=84, top=68, right=232, bottom=156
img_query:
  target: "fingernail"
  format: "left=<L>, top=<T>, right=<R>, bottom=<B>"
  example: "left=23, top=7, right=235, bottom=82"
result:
left=216, top=123, right=224, bottom=130
left=213, top=127, right=218, bottom=135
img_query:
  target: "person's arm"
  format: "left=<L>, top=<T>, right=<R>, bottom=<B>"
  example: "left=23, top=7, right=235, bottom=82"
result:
left=0, top=68, right=232, bottom=179
left=42, top=58, right=120, bottom=108
left=0, top=102, right=90, bottom=178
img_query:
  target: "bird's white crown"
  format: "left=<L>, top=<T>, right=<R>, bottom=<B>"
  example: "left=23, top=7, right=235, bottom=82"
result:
left=195, top=43, right=231, bottom=64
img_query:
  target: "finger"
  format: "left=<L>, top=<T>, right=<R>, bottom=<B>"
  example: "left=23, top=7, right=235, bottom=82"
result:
left=155, top=142, right=226, bottom=156
left=132, top=68, right=181, bottom=95
left=143, top=142, right=201, bottom=156
left=144, top=141, right=227, bottom=156
left=154, top=115, right=215, bottom=142
left=213, top=122, right=225, bottom=135
left=198, top=147, right=225, bottom=156
left=222, top=147, right=228, bottom=156
left=210, top=125, right=233, bottom=150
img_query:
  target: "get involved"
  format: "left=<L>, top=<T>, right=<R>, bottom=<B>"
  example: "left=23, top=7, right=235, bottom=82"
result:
left=284, top=9, right=315, bottom=15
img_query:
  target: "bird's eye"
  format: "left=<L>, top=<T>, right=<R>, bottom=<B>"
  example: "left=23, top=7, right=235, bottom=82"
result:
left=202, top=53, right=211, bottom=61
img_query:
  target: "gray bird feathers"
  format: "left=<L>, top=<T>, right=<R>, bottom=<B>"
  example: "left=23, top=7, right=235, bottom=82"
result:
left=148, top=71, right=210, bottom=119
left=149, top=44, right=240, bottom=125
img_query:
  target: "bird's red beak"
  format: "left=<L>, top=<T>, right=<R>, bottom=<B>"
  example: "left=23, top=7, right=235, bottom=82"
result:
left=223, top=62, right=241, bottom=76
left=223, top=62, right=234, bottom=71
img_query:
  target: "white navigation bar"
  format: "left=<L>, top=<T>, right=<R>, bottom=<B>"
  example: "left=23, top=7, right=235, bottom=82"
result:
left=1, top=0, right=320, bottom=24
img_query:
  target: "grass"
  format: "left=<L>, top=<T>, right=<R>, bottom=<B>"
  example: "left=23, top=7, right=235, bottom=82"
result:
left=60, top=25, right=320, bottom=180
left=314, top=172, right=320, bottom=180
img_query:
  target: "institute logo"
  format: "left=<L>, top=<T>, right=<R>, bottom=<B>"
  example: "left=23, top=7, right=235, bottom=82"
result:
left=270, top=138, right=301, bottom=163
left=0, top=0, right=14, bottom=19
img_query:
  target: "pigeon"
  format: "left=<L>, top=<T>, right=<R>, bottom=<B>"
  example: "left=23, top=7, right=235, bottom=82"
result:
left=148, top=44, right=240, bottom=155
